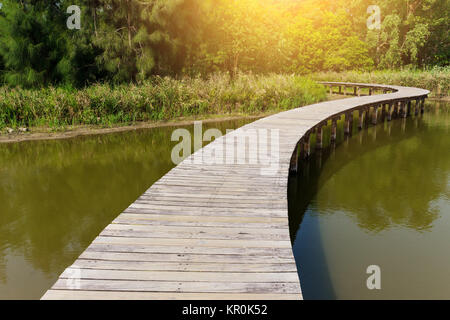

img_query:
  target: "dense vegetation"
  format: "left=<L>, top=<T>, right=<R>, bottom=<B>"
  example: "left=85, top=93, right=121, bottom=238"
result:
left=0, top=74, right=326, bottom=130
left=0, top=1, right=448, bottom=131
left=0, top=0, right=448, bottom=87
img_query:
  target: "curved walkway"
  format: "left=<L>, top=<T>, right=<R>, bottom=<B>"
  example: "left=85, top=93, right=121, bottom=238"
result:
left=42, top=82, right=429, bottom=300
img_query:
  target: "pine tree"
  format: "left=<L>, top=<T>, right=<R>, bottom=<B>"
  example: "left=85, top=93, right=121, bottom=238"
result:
left=0, top=1, right=69, bottom=87
left=92, top=0, right=201, bottom=82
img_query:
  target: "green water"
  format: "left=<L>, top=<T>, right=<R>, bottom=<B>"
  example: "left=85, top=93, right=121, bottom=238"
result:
left=0, top=118, right=253, bottom=300
left=289, top=101, right=450, bottom=299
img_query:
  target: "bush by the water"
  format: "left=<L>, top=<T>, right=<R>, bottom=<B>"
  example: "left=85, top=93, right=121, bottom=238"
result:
left=312, top=67, right=450, bottom=97
left=0, top=74, right=326, bottom=130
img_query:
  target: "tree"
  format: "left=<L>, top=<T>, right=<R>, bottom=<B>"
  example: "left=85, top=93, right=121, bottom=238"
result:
left=0, top=0, right=102, bottom=87
left=92, top=0, right=200, bottom=82
left=0, top=1, right=69, bottom=87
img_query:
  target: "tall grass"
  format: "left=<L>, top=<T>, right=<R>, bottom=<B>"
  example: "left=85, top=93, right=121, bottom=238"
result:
left=0, top=73, right=326, bottom=130
left=312, top=67, right=450, bottom=97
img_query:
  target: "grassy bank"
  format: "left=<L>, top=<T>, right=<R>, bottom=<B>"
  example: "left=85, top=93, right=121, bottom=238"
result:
left=312, top=67, right=450, bottom=98
left=0, top=74, right=326, bottom=132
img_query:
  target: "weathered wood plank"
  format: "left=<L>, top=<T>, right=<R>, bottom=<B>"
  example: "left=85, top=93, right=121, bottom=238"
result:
left=71, top=260, right=299, bottom=272
left=79, top=251, right=294, bottom=264
left=42, top=290, right=302, bottom=300
left=116, top=213, right=288, bottom=224
left=52, top=279, right=300, bottom=294
left=86, top=244, right=295, bottom=256
left=60, top=268, right=300, bottom=282
left=92, top=236, right=293, bottom=248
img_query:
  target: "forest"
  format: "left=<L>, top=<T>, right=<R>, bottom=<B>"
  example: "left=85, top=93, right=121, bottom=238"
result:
left=0, top=0, right=448, bottom=87
left=0, top=0, right=448, bottom=130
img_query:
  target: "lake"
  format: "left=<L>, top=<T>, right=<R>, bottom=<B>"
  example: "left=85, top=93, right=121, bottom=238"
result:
left=289, top=100, right=449, bottom=299
left=0, top=118, right=253, bottom=299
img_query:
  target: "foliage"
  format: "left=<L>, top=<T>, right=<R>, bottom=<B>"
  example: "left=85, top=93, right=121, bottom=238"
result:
left=0, top=0, right=447, bottom=88
left=0, top=74, right=326, bottom=129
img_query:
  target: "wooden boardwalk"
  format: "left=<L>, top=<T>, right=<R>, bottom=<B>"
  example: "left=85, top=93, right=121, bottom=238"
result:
left=42, top=82, right=429, bottom=300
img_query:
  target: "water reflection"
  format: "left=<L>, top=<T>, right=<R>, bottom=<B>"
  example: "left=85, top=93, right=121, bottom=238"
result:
left=0, top=118, right=252, bottom=299
left=289, top=101, right=450, bottom=299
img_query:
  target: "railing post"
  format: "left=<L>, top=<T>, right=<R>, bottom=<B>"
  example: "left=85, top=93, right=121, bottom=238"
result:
left=329, top=85, right=333, bottom=95
left=369, top=88, right=372, bottom=96
left=338, top=86, right=342, bottom=95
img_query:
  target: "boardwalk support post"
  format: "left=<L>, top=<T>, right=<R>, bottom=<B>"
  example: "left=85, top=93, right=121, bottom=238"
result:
left=401, top=101, right=407, bottom=118
left=316, top=126, right=323, bottom=149
left=331, top=118, right=338, bottom=142
left=358, top=109, right=364, bottom=129
left=387, top=103, right=393, bottom=121
left=372, top=106, right=378, bottom=125
left=381, top=104, right=386, bottom=121
left=344, top=113, right=352, bottom=135
left=289, top=143, right=299, bottom=175
left=301, top=134, right=311, bottom=159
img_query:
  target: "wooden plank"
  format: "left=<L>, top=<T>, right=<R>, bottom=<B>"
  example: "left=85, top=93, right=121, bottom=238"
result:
left=99, top=229, right=289, bottom=241
left=52, top=279, right=300, bottom=294
left=71, top=260, right=299, bottom=272
left=113, top=216, right=288, bottom=229
left=42, top=290, right=301, bottom=300
left=92, top=236, right=293, bottom=248
left=124, top=207, right=289, bottom=218
left=117, top=213, right=288, bottom=224
left=105, top=223, right=289, bottom=235
left=78, top=251, right=294, bottom=264
left=86, top=244, right=294, bottom=256
left=60, top=268, right=300, bottom=283
left=133, top=199, right=287, bottom=208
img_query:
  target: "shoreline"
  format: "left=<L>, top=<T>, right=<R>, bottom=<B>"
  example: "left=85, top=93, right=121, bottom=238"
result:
left=1, top=95, right=447, bottom=144
left=0, top=113, right=270, bottom=144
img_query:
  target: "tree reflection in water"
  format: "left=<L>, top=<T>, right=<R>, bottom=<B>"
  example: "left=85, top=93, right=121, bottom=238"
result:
left=289, top=101, right=449, bottom=299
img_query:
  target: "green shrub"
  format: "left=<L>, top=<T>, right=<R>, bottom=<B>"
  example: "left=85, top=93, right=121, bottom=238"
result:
left=0, top=73, right=327, bottom=130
